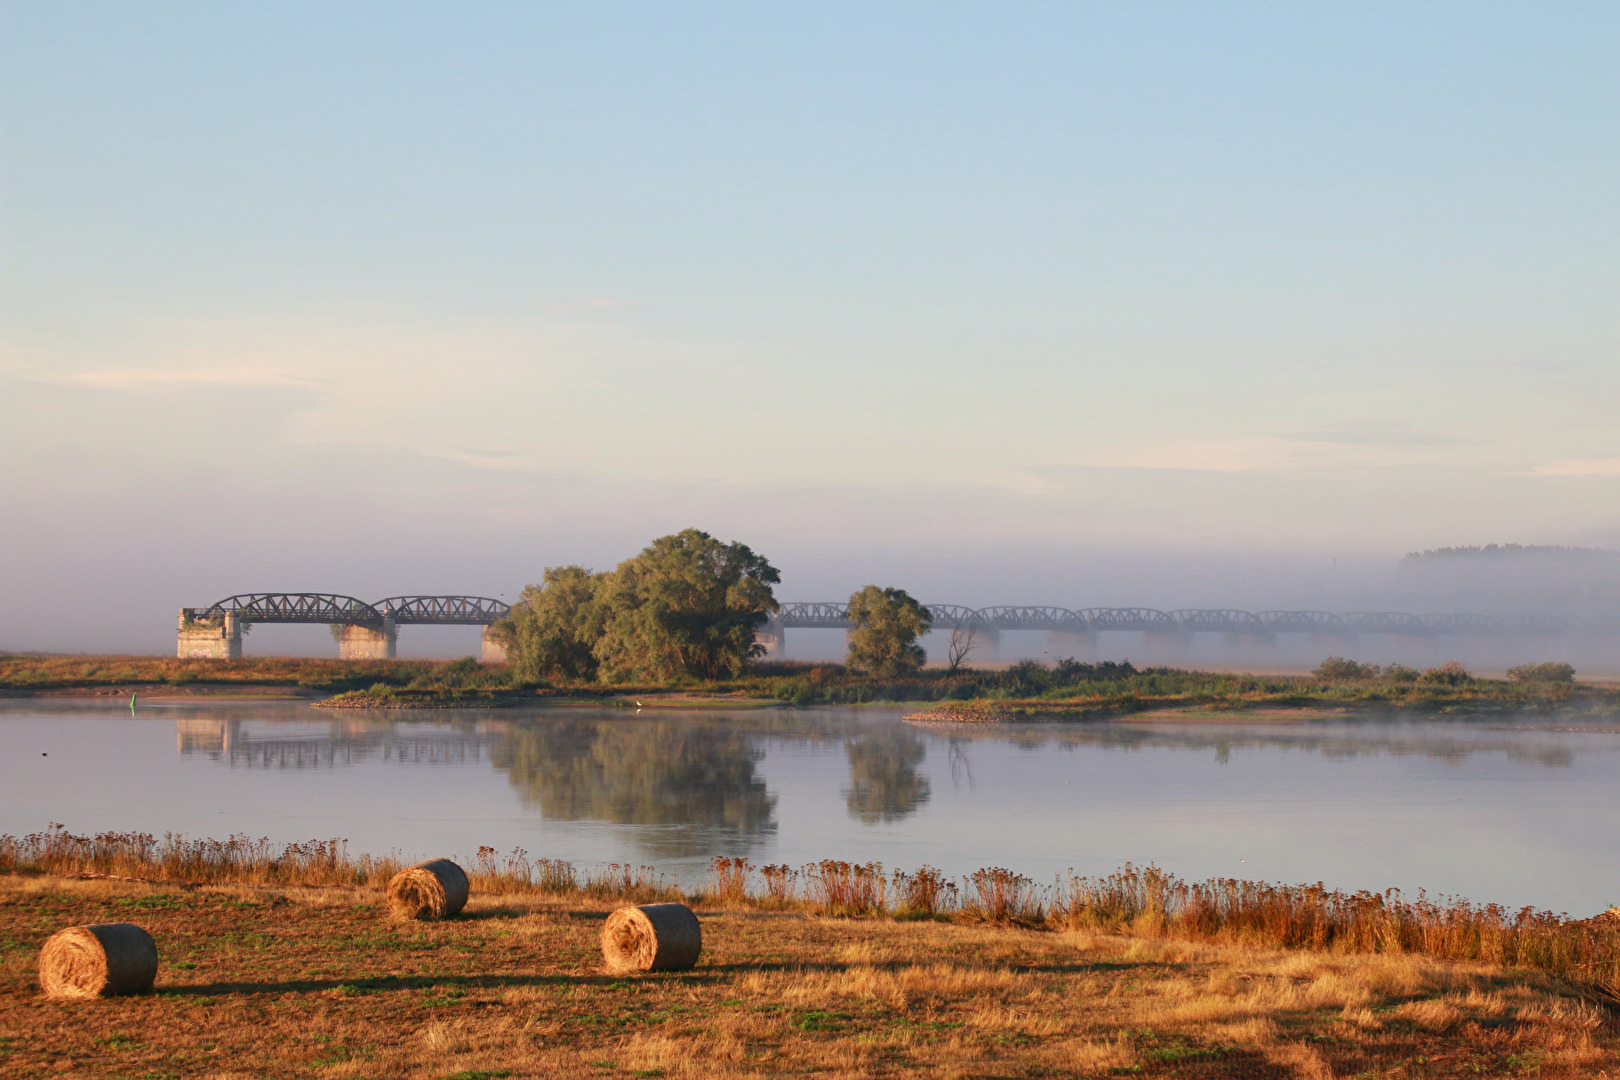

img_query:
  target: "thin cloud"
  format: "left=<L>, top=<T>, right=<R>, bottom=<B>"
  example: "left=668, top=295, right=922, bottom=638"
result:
left=5, top=361, right=318, bottom=391
left=542, top=296, right=643, bottom=315
left=1288, top=421, right=1464, bottom=449
left=70, top=367, right=317, bottom=390
left=1531, top=458, right=1620, bottom=477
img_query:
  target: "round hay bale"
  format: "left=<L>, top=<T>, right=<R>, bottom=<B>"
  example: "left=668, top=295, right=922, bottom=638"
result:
left=601, top=903, right=702, bottom=973
left=38, top=923, right=158, bottom=999
left=387, top=859, right=469, bottom=921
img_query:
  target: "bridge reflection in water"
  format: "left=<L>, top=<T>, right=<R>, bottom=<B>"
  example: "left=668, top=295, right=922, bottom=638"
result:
left=175, top=716, right=499, bottom=770
left=170, top=713, right=950, bottom=858
left=173, top=714, right=807, bottom=858
left=168, top=707, right=1605, bottom=870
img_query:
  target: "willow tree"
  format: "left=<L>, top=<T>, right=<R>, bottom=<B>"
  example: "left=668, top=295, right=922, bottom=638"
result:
left=490, top=565, right=606, bottom=682
left=592, top=529, right=781, bottom=682
left=845, top=585, right=932, bottom=676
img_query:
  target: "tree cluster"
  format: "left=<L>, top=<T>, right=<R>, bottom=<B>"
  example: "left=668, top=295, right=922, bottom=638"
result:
left=490, top=529, right=781, bottom=683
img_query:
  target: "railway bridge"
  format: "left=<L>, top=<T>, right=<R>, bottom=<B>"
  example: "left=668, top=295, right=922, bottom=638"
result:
left=179, top=593, right=1582, bottom=664
left=178, top=594, right=511, bottom=660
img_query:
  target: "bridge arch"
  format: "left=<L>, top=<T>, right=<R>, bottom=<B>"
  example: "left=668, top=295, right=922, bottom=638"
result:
left=373, top=596, right=511, bottom=625
left=190, top=593, right=385, bottom=625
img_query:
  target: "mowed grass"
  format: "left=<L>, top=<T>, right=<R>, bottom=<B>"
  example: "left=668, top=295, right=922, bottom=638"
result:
left=1, top=875, right=1616, bottom=1079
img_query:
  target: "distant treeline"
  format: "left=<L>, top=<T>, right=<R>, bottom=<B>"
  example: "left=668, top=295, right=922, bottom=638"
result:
left=1402, top=543, right=1618, bottom=564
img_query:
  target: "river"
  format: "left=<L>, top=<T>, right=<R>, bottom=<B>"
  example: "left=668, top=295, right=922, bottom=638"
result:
left=3, top=699, right=1616, bottom=915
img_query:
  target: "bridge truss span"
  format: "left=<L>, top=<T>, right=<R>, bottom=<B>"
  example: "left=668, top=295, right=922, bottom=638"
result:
left=184, top=593, right=385, bottom=627
left=179, top=592, right=514, bottom=661
left=374, top=596, right=511, bottom=625
left=1255, top=611, right=1348, bottom=634
left=1170, top=609, right=1266, bottom=634
left=921, top=604, right=990, bottom=631
left=974, top=606, right=1086, bottom=632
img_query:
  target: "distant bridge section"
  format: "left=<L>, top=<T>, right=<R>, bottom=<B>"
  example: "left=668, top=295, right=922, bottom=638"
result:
left=760, top=602, right=1586, bottom=662
left=178, top=593, right=511, bottom=661
left=771, top=603, right=1575, bottom=637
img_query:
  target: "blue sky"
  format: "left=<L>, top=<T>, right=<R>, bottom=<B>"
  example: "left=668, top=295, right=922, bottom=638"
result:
left=2, top=2, right=1617, bottom=650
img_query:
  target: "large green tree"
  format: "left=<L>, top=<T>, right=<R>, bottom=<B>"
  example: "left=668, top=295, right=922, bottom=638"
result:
left=845, top=585, right=932, bottom=676
left=592, top=529, right=781, bottom=681
left=491, top=565, right=606, bottom=681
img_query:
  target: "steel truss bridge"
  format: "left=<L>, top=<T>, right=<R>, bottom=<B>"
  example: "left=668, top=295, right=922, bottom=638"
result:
left=180, top=594, right=1582, bottom=638
left=773, top=603, right=1575, bottom=638
left=182, top=594, right=511, bottom=627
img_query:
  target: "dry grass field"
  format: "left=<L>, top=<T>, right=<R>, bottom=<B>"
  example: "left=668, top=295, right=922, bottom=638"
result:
left=1, top=873, right=1615, bottom=1079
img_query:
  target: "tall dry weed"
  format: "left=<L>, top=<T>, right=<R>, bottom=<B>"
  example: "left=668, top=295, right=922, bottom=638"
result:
left=708, top=856, right=752, bottom=903
left=759, top=864, right=797, bottom=905
left=962, top=867, right=1043, bottom=925
left=805, top=860, right=886, bottom=915
left=583, top=863, right=678, bottom=904
left=892, top=865, right=955, bottom=917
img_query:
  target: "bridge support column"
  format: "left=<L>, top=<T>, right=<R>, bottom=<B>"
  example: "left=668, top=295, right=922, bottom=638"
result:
left=177, top=610, right=241, bottom=659
left=1142, top=631, right=1189, bottom=664
left=754, top=621, right=787, bottom=661
left=963, top=625, right=999, bottom=664
left=338, top=619, right=396, bottom=660
left=1046, top=630, right=1095, bottom=661
left=480, top=626, right=509, bottom=664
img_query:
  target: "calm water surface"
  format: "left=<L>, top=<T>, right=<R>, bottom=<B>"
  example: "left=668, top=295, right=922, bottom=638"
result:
left=3, top=700, right=1617, bottom=915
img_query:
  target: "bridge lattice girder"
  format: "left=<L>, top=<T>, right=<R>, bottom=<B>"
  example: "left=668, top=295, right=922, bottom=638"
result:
left=374, top=596, right=511, bottom=625
left=1255, top=611, right=1347, bottom=634
left=187, top=593, right=511, bottom=627
left=185, top=594, right=385, bottom=626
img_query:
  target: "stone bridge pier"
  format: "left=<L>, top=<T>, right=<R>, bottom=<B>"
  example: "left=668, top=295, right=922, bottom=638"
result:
left=338, top=620, right=397, bottom=660
left=480, top=627, right=509, bottom=664
left=1046, top=630, right=1096, bottom=661
left=177, top=611, right=241, bottom=659
left=942, top=624, right=998, bottom=664
left=753, top=621, right=788, bottom=661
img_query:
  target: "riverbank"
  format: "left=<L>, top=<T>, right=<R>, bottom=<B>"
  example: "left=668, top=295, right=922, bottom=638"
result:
left=2, top=870, right=1615, bottom=1079
left=7, top=654, right=1618, bottom=718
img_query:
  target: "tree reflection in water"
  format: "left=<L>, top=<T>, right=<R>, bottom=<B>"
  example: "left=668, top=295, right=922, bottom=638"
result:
left=843, top=729, right=931, bottom=824
left=491, top=717, right=777, bottom=858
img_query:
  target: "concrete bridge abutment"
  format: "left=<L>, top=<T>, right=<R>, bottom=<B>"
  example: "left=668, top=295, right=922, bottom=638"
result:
left=957, top=624, right=999, bottom=665
left=480, top=626, right=509, bottom=664
left=338, top=620, right=397, bottom=660
left=177, top=610, right=241, bottom=659
left=754, top=621, right=788, bottom=661
left=1045, top=630, right=1096, bottom=661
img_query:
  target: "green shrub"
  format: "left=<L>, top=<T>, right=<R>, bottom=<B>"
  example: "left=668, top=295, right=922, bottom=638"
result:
left=1419, top=661, right=1471, bottom=687
left=1506, top=661, right=1576, bottom=684
left=1314, top=656, right=1377, bottom=681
